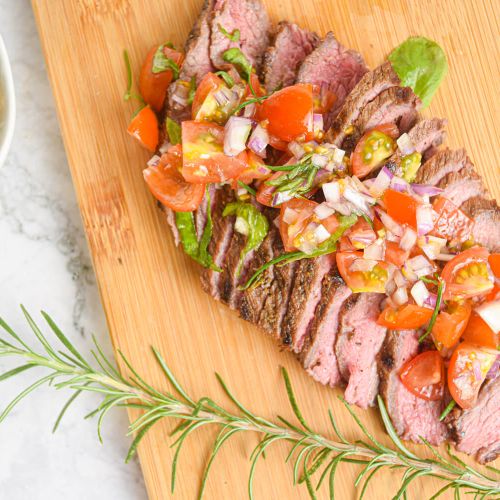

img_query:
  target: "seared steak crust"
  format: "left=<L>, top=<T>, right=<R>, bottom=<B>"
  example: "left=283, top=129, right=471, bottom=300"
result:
left=461, top=196, right=500, bottom=252
left=263, top=21, right=320, bottom=92
left=437, top=163, right=486, bottom=207
left=414, top=148, right=469, bottom=185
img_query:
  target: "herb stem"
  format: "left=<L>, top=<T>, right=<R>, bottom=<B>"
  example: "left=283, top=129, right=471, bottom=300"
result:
left=419, top=278, right=444, bottom=343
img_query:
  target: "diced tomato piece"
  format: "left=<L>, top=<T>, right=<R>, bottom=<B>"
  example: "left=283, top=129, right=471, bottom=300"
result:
left=378, top=304, right=434, bottom=330
left=268, top=134, right=289, bottom=151
left=258, top=84, right=314, bottom=142
left=312, top=84, right=337, bottom=115
left=127, top=106, right=159, bottom=152
left=383, top=189, right=418, bottom=229
left=385, top=241, right=409, bottom=268
left=236, top=151, right=271, bottom=185
left=348, top=217, right=376, bottom=249
left=463, top=311, right=499, bottom=349
left=244, top=72, right=266, bottom=98
left=441, top=247, right=494, bottom=300
left=448, top=342, right=497, bottom=409
left=431, top=197, right=473, bottom=243
left=255, top=171, right=285, bottom=207
left=489, top=254, right=500, bottom=278
left=351, top=124, right=399, bottom=178
left=139, top=45, right=184, bottom=113
left=279, top=199, right=318, bottom=252
left=339, top=234, right=356, bottom=252
left=400, top=351, right=445, bottom=401
left=143, top=145, right=205, bottom=212
left=432, top=301, right=471, bottom=350
left=191, top=73, right=223, bottom=119
left=337, top=251, right=389, bottom=293
left=181, top=121, right=248, bottom=183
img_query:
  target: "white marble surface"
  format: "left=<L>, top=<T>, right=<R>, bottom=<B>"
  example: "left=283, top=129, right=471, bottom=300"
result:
left=0, top=2, right=147, bottom=498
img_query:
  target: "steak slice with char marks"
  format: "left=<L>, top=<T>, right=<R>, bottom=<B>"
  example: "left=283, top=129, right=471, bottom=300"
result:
left=378, top=330, right=448, bottom=445
left=446, top=376, right=500, bottom=463
left=341, top=86, right=420, bottom=153
left=335, top=293, right=387, bottom=408
left=210, top=0, right=270, bottom=71
left=200, top=186, right=236, bottom=299
left=327, top=61, right=401, bottom=146
left=414, top=148, right=469, bottom=186
left=461, top=196, right=500, bottom=252
left=281, top=254, right=337, bottom=352
left=301, top=267, right=352, bottom=387
left=296, top=32, right=367, bottom=128
left=437, top=163, right=486, bottom=207
left=263, top=21, right=319, bottom=93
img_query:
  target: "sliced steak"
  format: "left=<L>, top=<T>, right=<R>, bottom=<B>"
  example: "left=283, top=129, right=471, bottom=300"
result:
left=437, top=163, right=486, bottom=207
left=414, top=148, right=469, bottom=186
left=327, top=61, right=401, bottom=146
left=281, top=254, right=337, bottom=352
left=378, top=330, right=448, bottom=445
left=263, top=21, right=319, bottom=92
left=210, top=0, right=270, bottom=71
left=200, top=186, right=236, bottom=298
left=180, top=0, right=215, bottom=84
left=335, top=293, right=387, bottom=408
left=296, top=32, right=367, bottom=127
left=461, top=196, right=500, bottom=252
left=341, top=86, right=420, bottom=153
left=301, top=267, right=352, bottom=387
left=446, top=376, right=500, bottom=463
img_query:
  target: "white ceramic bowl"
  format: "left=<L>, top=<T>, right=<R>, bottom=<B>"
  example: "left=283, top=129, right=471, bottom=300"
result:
left=0, top=34, right=15, bottom=169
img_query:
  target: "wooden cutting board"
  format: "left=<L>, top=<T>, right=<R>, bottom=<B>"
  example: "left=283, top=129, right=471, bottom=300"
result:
left=32, top=1, right=499, bottom=498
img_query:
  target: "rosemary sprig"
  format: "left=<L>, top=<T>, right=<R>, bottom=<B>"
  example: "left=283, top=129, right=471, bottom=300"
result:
left=0, top=308, right=498, bottom=499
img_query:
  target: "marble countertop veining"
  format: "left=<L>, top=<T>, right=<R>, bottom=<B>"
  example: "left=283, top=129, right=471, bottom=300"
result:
left=0, top=2, right=146, bottom=498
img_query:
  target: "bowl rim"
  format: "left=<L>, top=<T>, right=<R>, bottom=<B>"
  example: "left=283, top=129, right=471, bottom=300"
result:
left=0, top=34, right=16, bottom=169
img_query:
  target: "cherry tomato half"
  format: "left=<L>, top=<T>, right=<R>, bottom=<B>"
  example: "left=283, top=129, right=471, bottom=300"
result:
left=258, top=84, right=314, bottom=142
left=143, top=145, right=205, bottom=212
left=383, top=189, right=418, bottom=229
left=400, top=350, right=445, bottom=401
left=279, top=198, right=318, bottom=252
left=337, top=251, right=389, bottom=293
left=489, top=254, right=500, bottom=279
left=463, top=311, right=499, bottom=349
left=448, top=342, right=497, bottom=409
left=127, top=106, right=159, bottom=152
left=181, top=121, right=248, bottom=183
left=432, top=301, right=472, bottom=350
left=377, top=304, right=434, bottom=330
left=441, top=247, right=494, bottom=300
left=351, top=124, right=399, bottom=178
left=139, top=45, right=184, bottom=113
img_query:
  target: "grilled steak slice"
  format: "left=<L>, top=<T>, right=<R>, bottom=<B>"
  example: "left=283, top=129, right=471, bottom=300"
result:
left=181, top=0, right=215, bottom=83
left=378, top=330, right=448, bottom=445
left=341, top=86, right=420, bottom=153
left=461, top=196, right=500, bottom=252
left=414, top=148, right=469, bottom=185
left=263, top=21, right=319, bottom=93
left=437, top=163, right=486, bottom=206
left=200, top=186, right=236, bottom=298
left=327, top=61, right=401, bottom=146
left=281, top=254, right=337, bottom=352
left=446, top=377, right=500, bottom=463
left=296, top=32, right=367, bottom=127
left=301, top=267, right=352, bottom=387
left=238, top=225, right=276, bottom=324
left=210, top=0, right=270, bottom=71
left=335, top=293, right=387, bottom=408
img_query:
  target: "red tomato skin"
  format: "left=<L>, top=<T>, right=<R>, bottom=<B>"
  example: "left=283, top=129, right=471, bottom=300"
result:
left=463, top=311, right=499, bottom=349
left=258, top=84, right=314, bottom=142
left=385, top=241, right=410, bottom=268
left=432, top=301, right=472, bottom=350
left=127, top=106, right=159, bottom=152
left=139, top=46, right=184, bottom=113
left=377, top=304, right=434, bottom=330
left=181, top=121, right=248, bottom=183
left=336, top=251, right=388, bottom=293
left=489, top=254, right=500, bottom=278
left=400, top=351, right=445, bottom=401
left=279, top=199, right=318, bottom=252
left=191, top=73, right=223, bottom=119
left=431, top=197, right=473, bottom=243
left=383, top=189, right=418, bottom=229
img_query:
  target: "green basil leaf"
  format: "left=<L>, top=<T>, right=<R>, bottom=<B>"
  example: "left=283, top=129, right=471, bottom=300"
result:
left=218, top=24, right=240, bottom=42
left=187, top=76, right=196, bottom=105
left=223, top=202, right=269, bottom=275
left=215, top=70, right=235, bottom=88
left=389, top=37, right=447, bottom=108
left=166, top=117, right=182, bottom=145
left=197, top=189, right=221, bottom=272
left=152, top=44, right=180, bottom=78
left=222, top=48, right=252, bottom=81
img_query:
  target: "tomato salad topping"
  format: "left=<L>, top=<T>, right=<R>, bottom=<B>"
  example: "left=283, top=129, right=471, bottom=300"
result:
left=125, top=37, right=499, bottom=414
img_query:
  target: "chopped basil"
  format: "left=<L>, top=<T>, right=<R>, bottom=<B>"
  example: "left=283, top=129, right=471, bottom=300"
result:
left=237, top=180, right=256, bottom=197
left=243, top=214, right=358, bottom=289
left=222, top=48, right=252, bottom=81
left=166, top=117, right=182, bottom=145
left=152, top=44, right=180, bottom=78
left=223, top=202, right=269, bottom=276
left=215, top=70, right=235, bottom=88
left=218, top=24, right=240, bottom=42
left=187, top=76, right=196, bottom=105
left=389, top=37, right=447, bottom=108
left=175, top=189, right=221, bottom=271
left=123, top=50, right=144, bottom=104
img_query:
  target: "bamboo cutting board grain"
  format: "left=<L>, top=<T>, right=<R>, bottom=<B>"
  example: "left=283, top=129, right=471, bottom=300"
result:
left=32, top=1, right=499, bottom=498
